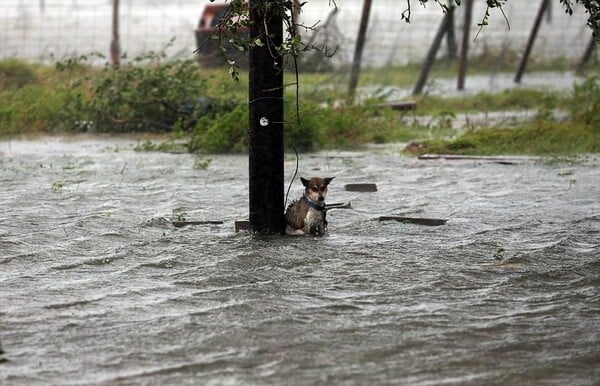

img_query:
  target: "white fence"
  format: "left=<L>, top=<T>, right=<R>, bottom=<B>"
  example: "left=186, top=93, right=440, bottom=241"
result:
left=0, top=0, right=594, bottom=67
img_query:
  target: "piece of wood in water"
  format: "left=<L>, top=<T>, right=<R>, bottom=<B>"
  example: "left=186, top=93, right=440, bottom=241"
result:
left=376, top=101, right=417, bottom=111
left=326, top=202, right=352, bottom=210
left=379, top=216, right=447, bottom=226
left=172, top=220, right=224, bottom=228
left=235, top=220, right=251, bottom=232
left=344, top=183, right=378, bottom=192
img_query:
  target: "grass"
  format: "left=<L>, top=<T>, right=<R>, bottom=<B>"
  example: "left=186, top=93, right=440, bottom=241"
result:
left=1, top=57, right=599, bottom=156
left=411, top=122, right=600, bottom=156
left=406, top=76, right=600, bottom=156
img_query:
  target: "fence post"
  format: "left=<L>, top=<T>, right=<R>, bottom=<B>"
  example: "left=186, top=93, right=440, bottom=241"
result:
left=110, top=0, right=120, bottom=67
left=446, top=2, right=457, bottom=61
left=457, top=0, right=473, bottom=90
left=413, top=5, right=455, bottom=95
left=515, top=0, right=549, bottom=83
left=248, top=0, right=285, bottom=234
left=577, top=35, right=596, bottom=73
left=347, top=0, right=373, bottom=105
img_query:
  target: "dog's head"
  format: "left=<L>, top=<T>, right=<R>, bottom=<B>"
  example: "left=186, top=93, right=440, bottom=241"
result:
left=301, top=177, right=334, bottom=202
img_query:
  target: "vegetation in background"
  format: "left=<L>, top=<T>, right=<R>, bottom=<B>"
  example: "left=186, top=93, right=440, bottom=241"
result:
left=570, top=75, right=600, bottom=127
left=1, top=57, right=599, bottom=155
left=0, top=59, right=79, bottom=135
left=55, top=48, right=239, bottom=134
left=0, top=59, right=38, bottom=88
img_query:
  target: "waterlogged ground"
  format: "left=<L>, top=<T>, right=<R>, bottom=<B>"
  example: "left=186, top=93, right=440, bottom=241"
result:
left=1, top=137, right=599, bottom=385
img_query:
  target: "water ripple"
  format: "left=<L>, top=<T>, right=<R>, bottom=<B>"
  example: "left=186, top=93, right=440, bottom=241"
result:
left=1, top=139, right=599, bottom=385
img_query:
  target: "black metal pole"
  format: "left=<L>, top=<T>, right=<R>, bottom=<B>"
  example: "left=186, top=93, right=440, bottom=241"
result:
left=248, top=0, right=285, bottom=234
left=347, top=0, right=373, bottom=105
left=515, top=0, right=549, bottom=83
left=457, top=0, right=473, bottom=91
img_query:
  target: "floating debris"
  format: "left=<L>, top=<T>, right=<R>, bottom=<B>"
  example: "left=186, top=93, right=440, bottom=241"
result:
left=326, top=202, right=352, bottom=210
left=378, top=216, right=447, bottom=226
left=171, top=220, right=224, bottom=228
left=235, top=220, right=251, bottom=232
left=344, top=183, right=378, bottom=192
left=375, top=100, right=417, bottom=111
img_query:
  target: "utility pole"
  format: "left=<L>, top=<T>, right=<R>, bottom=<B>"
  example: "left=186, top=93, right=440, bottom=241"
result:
left=248, top=0, right=285, bottom=234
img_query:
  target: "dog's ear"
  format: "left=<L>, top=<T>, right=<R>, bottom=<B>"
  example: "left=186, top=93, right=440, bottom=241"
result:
left=325, top=177, right=335, bottom=185
left=301, top=177, right=310, bottom=187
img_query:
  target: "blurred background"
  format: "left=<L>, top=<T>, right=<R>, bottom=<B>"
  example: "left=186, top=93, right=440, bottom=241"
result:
left=1, top=0, right=594, bottom=68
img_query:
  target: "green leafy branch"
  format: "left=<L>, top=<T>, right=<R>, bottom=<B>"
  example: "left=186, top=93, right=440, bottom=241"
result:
left=199, top=0, right=338, bottom=81
left=560, top=0, right=600, bottom=40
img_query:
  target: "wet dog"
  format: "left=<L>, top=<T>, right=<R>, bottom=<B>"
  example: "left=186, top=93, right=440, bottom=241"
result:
left=285, top=177, right=334, bottom=236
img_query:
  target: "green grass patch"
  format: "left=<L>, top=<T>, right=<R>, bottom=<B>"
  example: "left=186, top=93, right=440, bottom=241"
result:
left=0, top=59, right=38, bottom=88
left=414, top=88, right=563, bottom=116
left=412, top=122, right=600, bottom=156
left=0, top=83, right=77, bottom=135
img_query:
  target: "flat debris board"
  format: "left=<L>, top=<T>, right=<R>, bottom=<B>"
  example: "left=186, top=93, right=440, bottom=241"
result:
left=344, top=183, right=378, bottom=192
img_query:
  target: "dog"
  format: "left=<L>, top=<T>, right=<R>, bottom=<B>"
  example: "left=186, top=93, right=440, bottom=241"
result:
left=285, top=177, right=335, bottom=236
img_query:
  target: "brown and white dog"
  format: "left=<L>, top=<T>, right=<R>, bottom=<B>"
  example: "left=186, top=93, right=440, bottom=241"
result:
left=285, top=177, right=334, bottom=236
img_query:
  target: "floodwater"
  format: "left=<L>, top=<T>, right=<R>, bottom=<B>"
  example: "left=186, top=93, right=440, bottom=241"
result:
left=1, top=137, right=599, bottom=385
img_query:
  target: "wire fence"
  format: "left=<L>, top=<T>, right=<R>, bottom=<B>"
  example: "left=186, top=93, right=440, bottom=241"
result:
left=0, top=0, right=596, bottom=68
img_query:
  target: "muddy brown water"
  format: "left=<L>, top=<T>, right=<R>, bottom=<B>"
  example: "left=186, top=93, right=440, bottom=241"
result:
left=1, top=137, right=599, bottom=385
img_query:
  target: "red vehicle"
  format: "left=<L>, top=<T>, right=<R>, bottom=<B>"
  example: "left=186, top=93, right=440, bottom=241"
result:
left=195, top=2, right=248, bottom=67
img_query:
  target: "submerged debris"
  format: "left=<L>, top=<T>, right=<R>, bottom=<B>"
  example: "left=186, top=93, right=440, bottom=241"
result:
left=378, top=216, right=448, bottom=226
